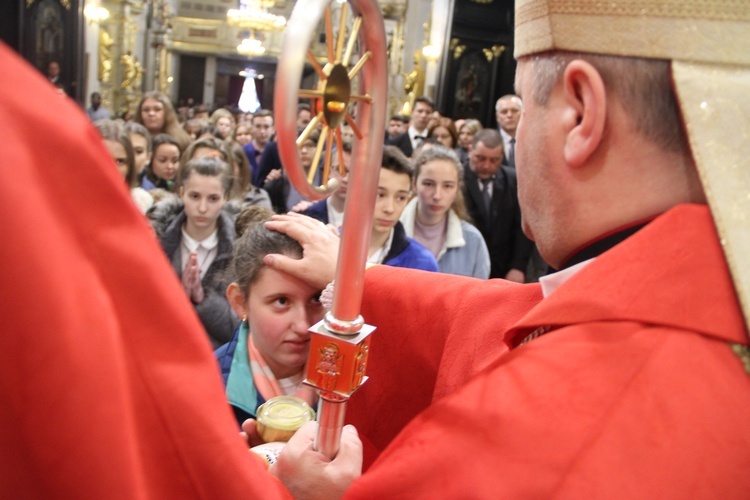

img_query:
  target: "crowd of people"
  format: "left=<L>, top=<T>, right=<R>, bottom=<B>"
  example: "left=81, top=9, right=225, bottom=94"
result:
left=83, top=83, right=546, bottom=349
left=3, top=0, right=749, bottom=496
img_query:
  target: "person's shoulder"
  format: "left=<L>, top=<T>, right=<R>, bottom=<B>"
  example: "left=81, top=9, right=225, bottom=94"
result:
left=387, top=132, right=409, bottom=145
left=242, top=142, right=256, bottom=155
left=405, top=237, right=439, bottom=272
left=460, top=219, right=484, bottom=237
left=146, top=194, right=184, bottom=238
left=217, top=210, right=236, bottom=242
left=302, top=199, right=328, bottom=221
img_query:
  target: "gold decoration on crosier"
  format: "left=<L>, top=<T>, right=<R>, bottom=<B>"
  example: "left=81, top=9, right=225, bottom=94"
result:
left=730, top=343, right=750, bottom=376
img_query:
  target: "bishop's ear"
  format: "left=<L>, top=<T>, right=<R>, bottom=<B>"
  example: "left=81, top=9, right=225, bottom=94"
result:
left=562, top=59, right=607, bottom=168
left=226, top=282, right=248, bottom=318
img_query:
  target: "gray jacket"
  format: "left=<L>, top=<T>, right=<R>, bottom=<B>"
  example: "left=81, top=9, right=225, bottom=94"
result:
left=149, top=197, right=239, bottom=347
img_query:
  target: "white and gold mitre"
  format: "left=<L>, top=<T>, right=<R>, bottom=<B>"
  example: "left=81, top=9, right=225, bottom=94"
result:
left=514, top=0, right=750, bottom=331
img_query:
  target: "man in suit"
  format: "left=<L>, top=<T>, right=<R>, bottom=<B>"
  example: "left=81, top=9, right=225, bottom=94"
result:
left=387, top=96, right=433, bottom=157
left=463, top=129, right=532, bottom=281
left=495, top=94, right=522, bottom=168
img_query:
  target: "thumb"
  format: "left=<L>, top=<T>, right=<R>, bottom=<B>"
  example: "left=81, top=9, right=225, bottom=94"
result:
left=334, top=425, right=363, bottom=470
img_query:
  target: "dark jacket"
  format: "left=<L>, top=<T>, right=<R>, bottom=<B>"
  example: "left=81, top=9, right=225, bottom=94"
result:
left=387, top=132, right=414, bottom=157
left=256, top=141, right=282, bottom=188
left=306, top=203, right=437, bottom=271
left=463, top=166, right=533, bottom=278
left=382, top=222, right=439, bottom=272
left=149, top=197, right=239, bottom=347
left=263, top=175, right=291, bottom=214
left=303, top=199, right=329, bottom=223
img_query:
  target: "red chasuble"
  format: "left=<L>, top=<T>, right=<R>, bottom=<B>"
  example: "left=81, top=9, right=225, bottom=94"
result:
left=0, top=43, right=290, bottom=499
left=347, top=204, right=750, bottom=497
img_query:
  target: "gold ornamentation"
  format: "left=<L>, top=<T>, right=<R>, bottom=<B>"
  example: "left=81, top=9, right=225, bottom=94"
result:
left=482, top=44, right=505, bottom=62
left=25, top=0, right=70, bottom=8
left=98, top=28, right=113, bottom=83
left=120, top=52, right=136, bottom=90
left=450, top=38, right=466, bottom=60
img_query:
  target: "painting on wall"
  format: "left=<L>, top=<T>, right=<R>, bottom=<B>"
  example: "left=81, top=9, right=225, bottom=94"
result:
left=451, top=49, right=490, bottom=120
left=20, top=0, right=83, bottom=101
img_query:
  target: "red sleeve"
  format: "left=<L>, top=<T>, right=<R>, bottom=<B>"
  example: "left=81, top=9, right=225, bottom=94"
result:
left=347, top=265, right=541, bottom=469
left=0, top=42, right=290, bottom=499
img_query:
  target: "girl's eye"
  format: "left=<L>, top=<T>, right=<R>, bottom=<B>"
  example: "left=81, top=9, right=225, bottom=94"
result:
left=275, top=297, right=289, bottom=307
left=209, top=195, right=220, bottom=202
left=190, top=193, right=200, bottom=199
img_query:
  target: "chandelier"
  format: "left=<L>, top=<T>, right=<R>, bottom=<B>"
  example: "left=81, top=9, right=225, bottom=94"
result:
left=227, top=6, right=286, bottom=32
left=237, top=35, right=266, bottom=57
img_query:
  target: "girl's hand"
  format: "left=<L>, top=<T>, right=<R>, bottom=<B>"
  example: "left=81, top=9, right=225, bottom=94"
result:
left=181, top=254, right=196, bottom=298
left=182, top=252, right=205, bottom=303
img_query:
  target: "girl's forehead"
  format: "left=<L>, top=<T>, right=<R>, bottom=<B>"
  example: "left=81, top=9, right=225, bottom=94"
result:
left=184, top=173, right=223, bottom=186
left=250, top=264, right=316, bottom=296
left=421, top=159, right=458, bottom=174
left=156, top=143, right=179, bottom=154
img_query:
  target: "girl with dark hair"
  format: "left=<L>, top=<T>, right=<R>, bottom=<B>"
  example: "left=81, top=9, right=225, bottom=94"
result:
left=216, top=208, right=323, bottom=426
left=142, top=133, right=181, bottom=192
left=148, top=156, right=238, bottom=347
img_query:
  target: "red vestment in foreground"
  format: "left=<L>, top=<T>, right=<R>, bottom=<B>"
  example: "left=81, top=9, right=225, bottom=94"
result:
left=0, top=43, right=290, bottom=499
left=347, top=204, right=750, bottom=497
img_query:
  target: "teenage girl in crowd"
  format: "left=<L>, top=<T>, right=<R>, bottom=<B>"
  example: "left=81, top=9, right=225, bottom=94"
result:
left=123, top=122, right=151, bottom=181
left=180, top=137, right=272, bottom=214
left=141, top=133, right=181, bottom=192
left=233, top=122, right=253, bottom=147
left=95, top=119, right=153, bottom=213
left=148, top=156, right=238, bottom=347
left=216, top=208, right=322, bottom=426
left=427, top=118, right=459, bottom=150
left=400, top=146, right=490, bottom=279
left=135, top=91, right=192, bottom=150
left=209, top=108, right=236, bottom=140
left=225, top=140, right=273, bottom=212
left=456, top=119, right=483, bottom=167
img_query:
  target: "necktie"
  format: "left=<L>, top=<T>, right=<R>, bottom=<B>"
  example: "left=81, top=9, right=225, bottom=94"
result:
left=507, top=138, right=516, bottom=168
left=481, top=178, right=492, bottom=214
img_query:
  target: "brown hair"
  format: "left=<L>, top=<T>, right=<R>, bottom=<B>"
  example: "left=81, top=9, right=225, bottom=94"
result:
left=230, top=215, right=305, bottom=298
left=413, top=145, right=471, bottom=222
left=95, top=119, right=136, bottom=188
left=135, top=91, right=191, bottom=150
